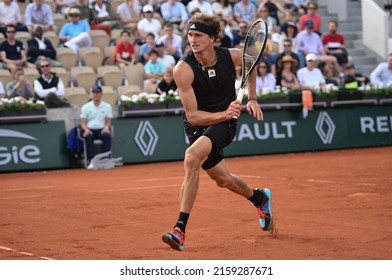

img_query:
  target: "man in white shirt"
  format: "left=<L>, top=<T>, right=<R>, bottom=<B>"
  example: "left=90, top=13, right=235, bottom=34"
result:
left=370, top=53, right=392, bottom=88
left=157, top=22, right=183, bottom=62
left=187, top=0, right=213, bottom=17
left=297, top=53, right=325, bottom=89
left=0, top=0, right=29, bottom=35
left=24, top=0, right=55, bottom=32
left=34, top=57, right=69, bottom=108
left=80, top=85, right=113, bottom=164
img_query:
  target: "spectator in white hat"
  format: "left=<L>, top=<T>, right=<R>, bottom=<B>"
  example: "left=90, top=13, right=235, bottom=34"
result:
left=58, top=8, right=92, bottom=53
left=137, top=5, right=162, bottom=40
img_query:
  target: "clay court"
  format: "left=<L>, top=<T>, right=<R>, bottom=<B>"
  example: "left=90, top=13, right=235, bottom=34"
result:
left=1, top=146, right=391, bottom=260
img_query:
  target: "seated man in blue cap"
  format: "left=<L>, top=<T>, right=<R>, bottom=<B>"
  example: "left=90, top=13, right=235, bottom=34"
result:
left=80, top=85, right=113, bottom=167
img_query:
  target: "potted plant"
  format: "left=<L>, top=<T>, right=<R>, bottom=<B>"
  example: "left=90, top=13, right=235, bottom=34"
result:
left=0, top=97, right=46, bottom=123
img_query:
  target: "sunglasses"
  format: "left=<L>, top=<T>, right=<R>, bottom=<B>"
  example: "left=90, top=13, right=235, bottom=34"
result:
left=284, top=44, right=291, bottom=47
left=6, top=30, right=16, bottom=33
left=308, top=7, right=317, bottom=10
left=259, top=65, right=267, bottom=68
left=69, top=14, right=79, bottom=17
left=41, top=64, right=50, bottom=68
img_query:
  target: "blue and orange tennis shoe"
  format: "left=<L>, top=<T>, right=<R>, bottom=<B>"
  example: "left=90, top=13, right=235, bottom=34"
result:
left=162, top=227, right=186, bottom=251
left=257, top=188, right=273, bottom=231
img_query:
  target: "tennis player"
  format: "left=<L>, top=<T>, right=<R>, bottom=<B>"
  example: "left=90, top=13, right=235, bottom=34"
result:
left=162, top=13, right=273, bottom=251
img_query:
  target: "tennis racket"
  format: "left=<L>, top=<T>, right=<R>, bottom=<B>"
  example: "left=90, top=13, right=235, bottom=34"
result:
left=236, top=19, right=268, bottom=102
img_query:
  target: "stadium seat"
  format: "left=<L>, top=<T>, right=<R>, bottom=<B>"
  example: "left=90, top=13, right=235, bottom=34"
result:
left=51, top=67, right=69, bottom=87
left=103, top=46, right=116, bottom=65
left=53, top=13, right=67, bottom=33
left=70, top=66, right=97, bottom=92
left=123, top=63, right=145, bottom=90
left=90, top=30, right=111, bottom=53
left=43, top=30, right=60, bottom=47
left=97, top=65, right=122, bottom=89
left=56, top=47, right=78, bottom=70
left=44, top=0, right=57, bottom=13
left=15, top=32, right=31, bottom=49
left=23, top=68, right=40, bottom=85
left=79, top=46, right=104, bottom=71
left=144, top=82, right=158, bottom=94
left=101, top=86, right=118, bottom=107
left=118, top=85, right=141, bottom=97
left=65, top=87, right=90, bottom=108
left=0, top=69, right=13, bottom=88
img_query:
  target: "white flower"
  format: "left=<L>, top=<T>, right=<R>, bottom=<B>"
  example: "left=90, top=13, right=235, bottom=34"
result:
left=36, top=100, right=45, bottom=105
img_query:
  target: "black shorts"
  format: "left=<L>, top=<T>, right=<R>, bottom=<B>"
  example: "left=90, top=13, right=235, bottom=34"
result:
left=183, top=117, right=237, bottom=170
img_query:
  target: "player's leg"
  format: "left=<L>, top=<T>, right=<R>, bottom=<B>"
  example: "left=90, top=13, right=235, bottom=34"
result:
left=162, top=135, right=212, bottom=251
left=206, top=160, right=273, bottom=231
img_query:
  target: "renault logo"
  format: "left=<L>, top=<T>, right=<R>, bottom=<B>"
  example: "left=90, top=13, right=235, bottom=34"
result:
left=134, top=121, right=158, bottom=156
left=315, top=112, right=335, bottom=144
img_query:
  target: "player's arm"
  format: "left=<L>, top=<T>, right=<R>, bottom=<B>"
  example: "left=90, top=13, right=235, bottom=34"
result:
left=229, top=48, right=263, bottom=121
left=174, top=61, right=241, bottom=126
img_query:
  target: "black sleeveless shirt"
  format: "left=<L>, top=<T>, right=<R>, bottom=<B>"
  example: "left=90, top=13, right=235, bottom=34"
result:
left=181, top=47, right=237, bottom=113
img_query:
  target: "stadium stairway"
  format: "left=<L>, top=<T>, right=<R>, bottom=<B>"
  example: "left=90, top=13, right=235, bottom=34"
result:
left=317, top=0, right=383, bottom=77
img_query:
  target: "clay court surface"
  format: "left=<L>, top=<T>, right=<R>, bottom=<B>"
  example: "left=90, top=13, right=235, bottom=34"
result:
left=1, top=146, right=391, bottom=260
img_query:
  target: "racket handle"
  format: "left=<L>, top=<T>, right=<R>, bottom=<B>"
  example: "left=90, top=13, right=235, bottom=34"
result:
left=233, top=88, right=246, bottom=119
left=237, top=88, right=246, bottom=102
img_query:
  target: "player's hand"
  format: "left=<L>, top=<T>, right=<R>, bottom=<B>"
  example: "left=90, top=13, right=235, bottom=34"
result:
left=227, top=100, right=242, bottom=119
left=247, top=99, right=263, bottom=121
left=83, top=129, right=92, bottom=137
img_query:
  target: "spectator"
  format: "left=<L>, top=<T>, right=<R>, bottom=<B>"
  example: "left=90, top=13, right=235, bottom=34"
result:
left=284, top=0, right=310, bottom=14
left=187, top=0, right=213, bottom=17
left=280, top=10, right=297, bottom=33
left=6, top=67, right=34, bottom=100
left=156, top=42, right=176, bottom=69
left=137, top=5, right=162, bottom=40
left=322, top=20, right=349, bottom=66
left=0, top=24, right=35, bottom=73
left=114, top=29, right=135, bottom=69
left=0, top=81, right=4, bottom=98
left=91, top=0, right=123, bottom=31
left=80, top=85, right=113, bottom=165
left=275, top=21, right=299, bottom=54
left=0, top=0, right=29, bottom=36
left=297, top=53, right=325, bottom=89
left=160, top=0, right=189, bottom=32
left=370, top=53, right=392, bottom=88
left=56, top=0, right=77, bottom=17
left=143, top=49, right=164, bottom=91
left=139, top=32, right=156, bottom=65
left=58, top=8, right=92, bottom=53
left=259, top=38, right=278, bottom=77
left=34, top=57, right=70, bottom=108
left=233, top=0, right=257, bottom=25
left=215, top=19, right=232, bottom=48
left=297, top=20, right=340, bottom=71
left=256, top=61, right=276, bottom=94
left=212, top=0, right=234, bottom=27
left=157, top=22, right=183, bottom=62
left=24, top=0, right=55, bottom=33
left=27, top=25, right=62, bottom=67
left=257, top=6, right=277, bottom=36
left=72, top=0, right=111, bottom=36
left=156, top=68, right=177, bottom=95
left=232, top=21, right=248, bottom=49
left=298, top=1, right=322, bottom=35
left=277, top=55, right=300, bottom=90
left=116, top=0, right=142, bottom=34
left=260, top=0, right=285, bottom=27
left=323, top=64, right=339, bottom=86
left=344, top=62, right=369, bottom=89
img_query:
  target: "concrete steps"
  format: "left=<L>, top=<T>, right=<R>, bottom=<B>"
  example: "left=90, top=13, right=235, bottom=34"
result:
left=317, top=0, right=381, bottom=77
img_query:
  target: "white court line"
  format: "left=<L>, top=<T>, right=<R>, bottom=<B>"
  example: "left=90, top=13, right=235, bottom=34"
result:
left=306, top=179, right=336, bottom=183
left=89, top=184, right=180, bottom=193
left=0, top=195, right=42, bottom=200
left=0, top=186, right=54, bottom=192
left=0, top=245, right=54, bottom=260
